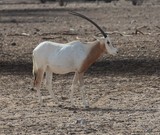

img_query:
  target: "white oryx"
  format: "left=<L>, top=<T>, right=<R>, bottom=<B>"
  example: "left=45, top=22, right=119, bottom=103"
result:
left=32, top=11, right=118, bottom=108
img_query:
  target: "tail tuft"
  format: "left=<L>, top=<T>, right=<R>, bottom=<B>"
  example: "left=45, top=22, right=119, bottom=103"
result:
left=32, top=54, right=37, bottom=88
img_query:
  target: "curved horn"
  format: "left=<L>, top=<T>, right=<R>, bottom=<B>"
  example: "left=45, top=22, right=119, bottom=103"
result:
left=69, top=11, right=107, bottom=38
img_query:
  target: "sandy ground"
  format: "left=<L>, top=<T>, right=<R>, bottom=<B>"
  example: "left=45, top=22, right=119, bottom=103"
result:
left=0, top=0, right=160, bottom=134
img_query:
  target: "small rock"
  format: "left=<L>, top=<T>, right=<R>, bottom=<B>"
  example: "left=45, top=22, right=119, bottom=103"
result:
left=76, top=119, right=87, bottom=125
left=11, top=42, right=16, bottom=46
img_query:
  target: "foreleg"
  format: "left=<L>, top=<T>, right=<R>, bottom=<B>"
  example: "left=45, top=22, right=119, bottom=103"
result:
left=46, top=71, right=58, bottom=104
left=70, top=72, right=79, bottom=107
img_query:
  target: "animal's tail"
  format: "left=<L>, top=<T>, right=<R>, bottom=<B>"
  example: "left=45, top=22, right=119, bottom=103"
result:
left=32, top=53, right=38, bottom=88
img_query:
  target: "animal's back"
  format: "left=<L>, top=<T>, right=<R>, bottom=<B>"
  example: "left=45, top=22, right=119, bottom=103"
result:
left=33, top=41, right=61, bottom=70
left=32, top=41, right=88, bottom=74
left=33, top=41, right=62, bottom=56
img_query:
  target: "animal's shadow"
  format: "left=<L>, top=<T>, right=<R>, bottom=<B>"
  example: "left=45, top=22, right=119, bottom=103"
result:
left=1, top=58, right=160, bottom=76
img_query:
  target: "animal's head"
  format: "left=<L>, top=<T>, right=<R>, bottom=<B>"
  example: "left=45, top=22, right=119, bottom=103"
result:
left=104, top=36, right=118, bottom=56
left=69, top=11, right=118, bottom=56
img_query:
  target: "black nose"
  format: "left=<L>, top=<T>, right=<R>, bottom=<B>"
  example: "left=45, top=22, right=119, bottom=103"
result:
left=116, top=49, right=118, bottom=54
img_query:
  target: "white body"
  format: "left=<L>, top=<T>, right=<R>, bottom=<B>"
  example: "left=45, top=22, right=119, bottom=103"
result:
left=33, top=37, right=118, bottom=108
left=33, top=41, right=91, bottom=74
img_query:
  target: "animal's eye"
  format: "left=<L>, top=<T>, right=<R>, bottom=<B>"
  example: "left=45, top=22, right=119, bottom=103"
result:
left=107, top=41, right=110, bottom=44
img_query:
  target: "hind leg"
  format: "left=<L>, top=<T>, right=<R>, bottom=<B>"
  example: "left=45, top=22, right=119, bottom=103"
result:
left=70, top=72, right=79, bottom=107
left=78, top=73, right=89, bottom=108
left=34, top=68, right=45, bottom=105
left=46, top=70, right=58, bottom=104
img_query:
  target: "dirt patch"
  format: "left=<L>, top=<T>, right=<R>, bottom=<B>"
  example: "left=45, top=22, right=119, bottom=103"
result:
left=0, top=1, right=160, bottom=134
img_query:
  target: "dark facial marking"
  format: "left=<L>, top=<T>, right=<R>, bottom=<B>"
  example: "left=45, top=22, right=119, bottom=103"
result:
left=107, top=41, right=110, bottom=44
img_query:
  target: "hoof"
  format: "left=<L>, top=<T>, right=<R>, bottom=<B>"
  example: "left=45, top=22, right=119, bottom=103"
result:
left=70, top=104, right=76, bottom=109
left=58, top=104, right=63, bottom=108
left=84, top=105, right=89, bottom=109
left=71, top=102, right=76, bottom=108
left=31, top=87, right=35, bottom=91
left=41, top=104, right=45, bottom=107
left=39, top=101, right=45, bottom=107
left=83, top=102, right=89, bottom=109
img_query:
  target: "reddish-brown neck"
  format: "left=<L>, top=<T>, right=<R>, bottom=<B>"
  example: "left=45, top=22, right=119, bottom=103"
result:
left=79, top=41, right=106, bottom=73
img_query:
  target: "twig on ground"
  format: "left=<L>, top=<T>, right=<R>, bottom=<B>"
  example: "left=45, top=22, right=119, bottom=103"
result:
left=134, top=26, right=152, bottom=35
left=42, top=36, right=68, bottom=41
left=41, top=31, right=78, bottom=36
left=7, top=33, right=30, bottom=37
left=155, top=26, right=160, bottom=30
left=96, top=31, right=132, bottom=36
left=135, top=29, right=145, bottom=35
left=42, top=36, right=62, bottom=40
